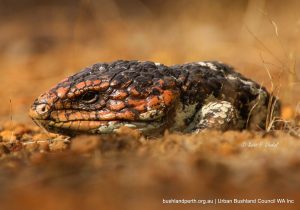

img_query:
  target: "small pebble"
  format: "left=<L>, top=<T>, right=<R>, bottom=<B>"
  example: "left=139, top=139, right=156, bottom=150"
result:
left=49, top=140, right=69, bottom=152
left=0, top=130, right=17, bottom=142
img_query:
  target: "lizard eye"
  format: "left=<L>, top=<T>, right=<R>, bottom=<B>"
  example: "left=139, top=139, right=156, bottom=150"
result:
left=80, top=91, right=99, bottom=104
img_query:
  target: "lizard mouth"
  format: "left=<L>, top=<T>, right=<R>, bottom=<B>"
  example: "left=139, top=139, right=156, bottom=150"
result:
left=32, top=118, right=166, bottom=136
left=30, top=105, right=168, bottom=136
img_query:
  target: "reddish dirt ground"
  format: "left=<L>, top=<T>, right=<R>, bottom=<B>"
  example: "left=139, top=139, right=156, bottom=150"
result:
left=0, top=1, right=300, bottom=210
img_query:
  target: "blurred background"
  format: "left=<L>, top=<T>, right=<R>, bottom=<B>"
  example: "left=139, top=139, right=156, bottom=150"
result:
left=0, top=1, right=300, bottom=210
left=0, top=0, right=300, bottom=122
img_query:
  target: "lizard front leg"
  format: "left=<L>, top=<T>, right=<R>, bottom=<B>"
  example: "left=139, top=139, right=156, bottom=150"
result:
left=191, top=101, right=241, bottom=133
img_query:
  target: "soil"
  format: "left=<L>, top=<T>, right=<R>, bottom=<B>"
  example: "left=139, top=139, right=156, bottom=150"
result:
left=0, top=1, right=300, bottom=210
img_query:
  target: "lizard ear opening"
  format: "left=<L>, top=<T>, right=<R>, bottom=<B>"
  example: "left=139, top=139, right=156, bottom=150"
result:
left=80, top=91, right=99, bottom=104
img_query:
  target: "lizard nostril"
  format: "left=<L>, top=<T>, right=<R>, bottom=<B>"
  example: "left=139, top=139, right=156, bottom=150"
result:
left=29, top=103, right=51, bottom=120
left=36, top=104, right=50, bottom=115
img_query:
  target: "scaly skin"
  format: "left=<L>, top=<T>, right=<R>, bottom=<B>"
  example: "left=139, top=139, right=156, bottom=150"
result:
left=29, top=60, right=280, bottom=136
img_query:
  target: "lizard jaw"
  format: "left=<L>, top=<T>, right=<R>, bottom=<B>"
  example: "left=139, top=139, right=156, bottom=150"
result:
left=33, top=119, right=166, bottom=136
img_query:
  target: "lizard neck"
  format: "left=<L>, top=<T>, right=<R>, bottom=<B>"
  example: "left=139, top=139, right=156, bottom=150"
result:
left=168, top=102, right=199, bottom=132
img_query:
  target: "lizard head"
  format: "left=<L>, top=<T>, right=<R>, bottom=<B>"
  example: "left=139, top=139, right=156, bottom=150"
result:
left=29, top=60, right=179, bottom=136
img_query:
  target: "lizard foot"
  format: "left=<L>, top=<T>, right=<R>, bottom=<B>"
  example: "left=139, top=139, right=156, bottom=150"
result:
left=193, top=101, right=240, bottom=133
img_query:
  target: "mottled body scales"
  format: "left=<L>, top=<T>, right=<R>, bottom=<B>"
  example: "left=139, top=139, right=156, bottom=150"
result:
left=29, top=60, right=280, bottom=136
